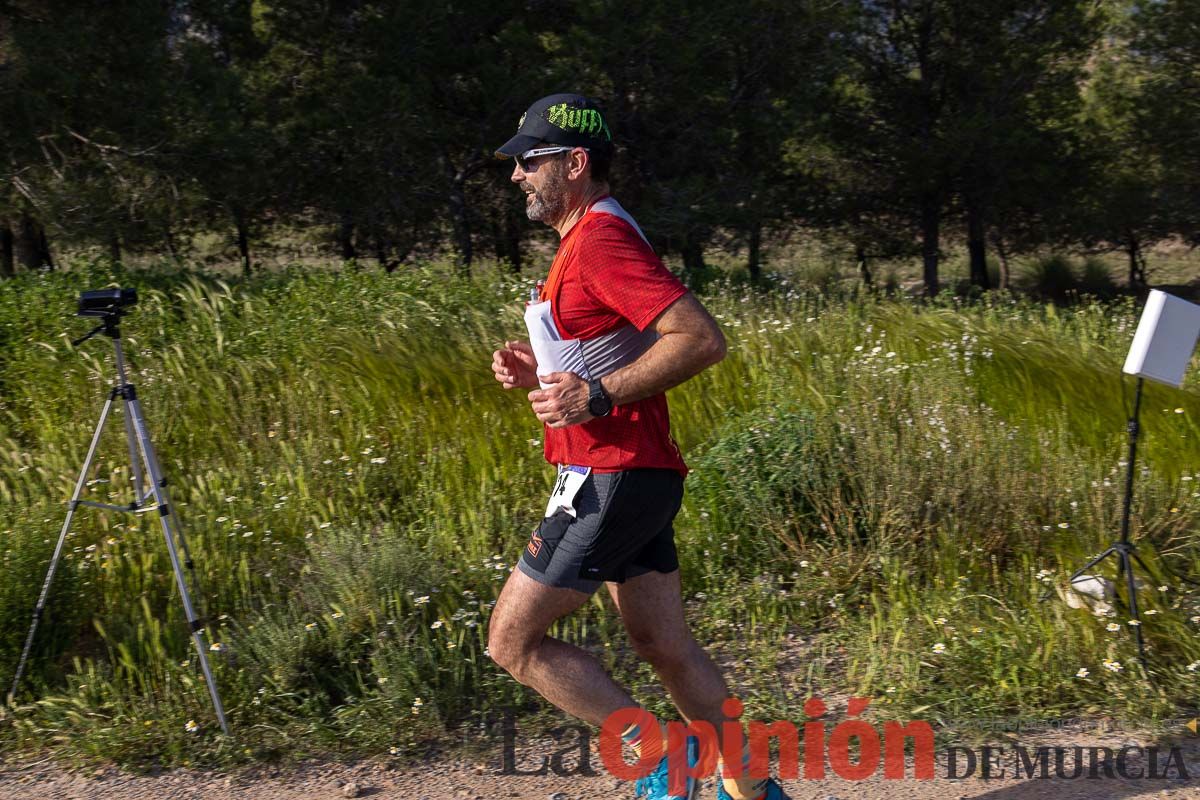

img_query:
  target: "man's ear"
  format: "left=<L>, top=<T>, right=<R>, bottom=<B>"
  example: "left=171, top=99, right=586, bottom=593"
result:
left=568, top=148, right=590, bottom=181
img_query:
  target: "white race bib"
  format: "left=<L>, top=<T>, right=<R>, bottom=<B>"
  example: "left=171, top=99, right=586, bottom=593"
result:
left=544, top=464, right=591, bottom=519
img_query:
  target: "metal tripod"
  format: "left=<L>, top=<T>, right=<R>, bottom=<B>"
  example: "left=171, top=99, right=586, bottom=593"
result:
left=8, top=312, right=230, bottom=735
left=1065, top=377, right=1160, bottom=669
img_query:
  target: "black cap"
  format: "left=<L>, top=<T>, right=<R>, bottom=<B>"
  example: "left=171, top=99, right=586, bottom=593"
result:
left=496, top=93, right=613, bottom=158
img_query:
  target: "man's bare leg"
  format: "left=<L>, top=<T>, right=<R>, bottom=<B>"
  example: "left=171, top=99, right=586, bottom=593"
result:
left=488, top=568, right=637, bottom=727
left=606, top=570, right=728, bottom=728
left=608, top=570, right=769, bottom=799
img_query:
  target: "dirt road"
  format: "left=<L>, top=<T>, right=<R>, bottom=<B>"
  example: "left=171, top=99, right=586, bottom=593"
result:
left=2, top=727, right=1198, bottom=800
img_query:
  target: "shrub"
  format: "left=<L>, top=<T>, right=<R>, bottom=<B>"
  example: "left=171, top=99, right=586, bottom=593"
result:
left=1079, top=257, right=1118, bottom=297
left=1022, top=255, right=1078, bottom=300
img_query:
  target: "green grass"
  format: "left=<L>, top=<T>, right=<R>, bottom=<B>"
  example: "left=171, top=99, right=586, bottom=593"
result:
left=0, top=262, right=1197, bottom=768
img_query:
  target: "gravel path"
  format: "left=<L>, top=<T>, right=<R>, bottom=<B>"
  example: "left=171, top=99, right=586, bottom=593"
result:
left=2, top=728, right=1197, bottom=800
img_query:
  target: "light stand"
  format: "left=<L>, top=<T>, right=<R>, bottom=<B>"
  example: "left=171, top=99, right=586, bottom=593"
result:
left=1064, top=290, right=1200, bottom=668
left=1066, top=376, right=1157, bottom=665
left=7, top=294, right=230, bottom=735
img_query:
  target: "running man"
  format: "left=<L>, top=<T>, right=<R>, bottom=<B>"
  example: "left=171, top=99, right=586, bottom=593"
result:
left=488, top=93, right=788, bottom=800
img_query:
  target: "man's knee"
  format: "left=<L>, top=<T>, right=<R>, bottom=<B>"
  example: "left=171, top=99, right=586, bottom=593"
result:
left=487, top=620, right=537, bottom=683
left=628, top=629, right=692, bottom=671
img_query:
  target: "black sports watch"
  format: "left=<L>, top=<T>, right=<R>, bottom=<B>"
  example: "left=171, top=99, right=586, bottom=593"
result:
left=587, top=377, right=613, bottom=417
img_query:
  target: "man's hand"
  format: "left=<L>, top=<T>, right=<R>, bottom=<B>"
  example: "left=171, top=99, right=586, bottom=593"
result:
left=527, top=372, right=591, bottom=428
left=492, top=340, right=539, bottom=389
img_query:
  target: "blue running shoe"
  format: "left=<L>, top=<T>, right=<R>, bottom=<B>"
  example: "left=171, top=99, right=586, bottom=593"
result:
left=635, top=736, right=700, bottom=800
left=715, top=777, right=790, bottom=800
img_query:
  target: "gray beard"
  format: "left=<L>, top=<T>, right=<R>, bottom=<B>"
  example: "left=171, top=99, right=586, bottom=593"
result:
left=525, top=170, right=568, bottom=223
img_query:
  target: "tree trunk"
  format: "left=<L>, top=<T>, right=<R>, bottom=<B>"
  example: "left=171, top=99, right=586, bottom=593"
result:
left=490, top=211, right=504, bottom=266
left=747, top=223, right=762, bottom=283
left=443, top=158, right=472, bottom=276
left=15, top=213, right=37, bottom=270
left=920, top=193, right=940, bottom=297
left=15, top=211, right=53, bottom=270
left=856, top=244, right=872, bottom=289
left=1126, top=233, right=1147, bottom=288
left=338, top=212, right=356, bottom=261
left=965, top=198, right=990, bottom=291
left=915, top=6, right=940, bottom=299
left=504, top=209, right=522, bottom=275
left=490, top=210, right=523, bottom=274
left=108, top=232, right=121, bottom=265
left=164, top=222, right=181, bottom=263
left=232, top=207, right=252, bottom=276
left=992, top=232, right=1011, bottom=290
left=373, top=237, right=398, bottom=273
left=40, top=229, right=54, bottom=269
left=681, top=232, right=706, bottom=282
left=0, top=220, right=13, bottom=277
left=449, top=185, right=471, bottom=276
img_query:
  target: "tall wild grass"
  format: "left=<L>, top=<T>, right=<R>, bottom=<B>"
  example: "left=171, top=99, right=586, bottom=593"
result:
left=0, top=263, right=1196, bottom=765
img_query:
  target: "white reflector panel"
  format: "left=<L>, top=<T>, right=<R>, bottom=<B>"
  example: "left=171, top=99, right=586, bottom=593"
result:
left=1123, top=290, right=1200, bottom=388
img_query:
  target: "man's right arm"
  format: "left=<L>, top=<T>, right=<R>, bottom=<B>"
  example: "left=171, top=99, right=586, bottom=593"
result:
left=592, top=292, right=725, bottom=407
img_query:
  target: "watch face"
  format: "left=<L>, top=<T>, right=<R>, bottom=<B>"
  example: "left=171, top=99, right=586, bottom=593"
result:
left=588, top=383, right=612, bottom=417
left=589, top=395, right=612, bottom=417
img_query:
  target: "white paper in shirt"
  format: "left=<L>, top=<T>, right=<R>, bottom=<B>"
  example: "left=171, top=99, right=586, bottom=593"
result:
left=524, top=299, right=591, bottom=389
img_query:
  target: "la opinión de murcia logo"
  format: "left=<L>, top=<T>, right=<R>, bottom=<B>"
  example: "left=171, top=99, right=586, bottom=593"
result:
left=500, top=698, right=1192, bottom=788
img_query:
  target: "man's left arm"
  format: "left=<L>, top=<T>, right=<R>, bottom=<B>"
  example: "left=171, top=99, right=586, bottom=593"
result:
left=528, top=292, right=726, bottom=428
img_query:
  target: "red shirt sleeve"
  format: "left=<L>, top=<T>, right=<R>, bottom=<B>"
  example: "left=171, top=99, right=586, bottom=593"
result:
left=575, top=215, right=688, bottom=331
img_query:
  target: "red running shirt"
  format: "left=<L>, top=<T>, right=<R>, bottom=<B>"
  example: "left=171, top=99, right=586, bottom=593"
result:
left=539, top=202, right=689, bottom=475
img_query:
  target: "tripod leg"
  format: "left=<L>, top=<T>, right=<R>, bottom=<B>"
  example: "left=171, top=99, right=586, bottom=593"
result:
left=1066, top=547, right=1118, bottom=584
left=127, top=397, right=230, bottom=735
left=120, top=391, right=148, bottom=507
left=1045, top=547, right=1118, bottom=603
left=113, top=340, right=204, bottom=591
left=121, top=391, right=202, bottom=585
left=1128, top=551, right=1165, bottom=590
left=1118, top=550, right=1149, bottom=669
left=9, top=393, right=116, bottom=703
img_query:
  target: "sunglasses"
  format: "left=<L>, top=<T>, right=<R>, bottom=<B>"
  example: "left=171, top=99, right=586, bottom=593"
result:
left=514, top=145, right=585, bottom=171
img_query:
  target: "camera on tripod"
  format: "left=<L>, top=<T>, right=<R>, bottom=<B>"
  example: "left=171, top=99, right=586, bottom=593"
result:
left=77, top=288, right=137, bottom=318
left=12, top=281, right=231, bottom=733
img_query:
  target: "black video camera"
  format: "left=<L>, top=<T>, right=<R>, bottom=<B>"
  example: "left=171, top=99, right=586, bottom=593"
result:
left=77, top=288, right=138, bottom=318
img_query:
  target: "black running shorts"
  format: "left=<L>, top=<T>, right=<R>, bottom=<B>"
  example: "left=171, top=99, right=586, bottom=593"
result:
left=517, top=468, right=684, bottom=593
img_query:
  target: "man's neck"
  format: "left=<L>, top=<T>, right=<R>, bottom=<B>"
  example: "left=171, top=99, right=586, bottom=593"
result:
left=553, top=183, right=610, bottom=239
